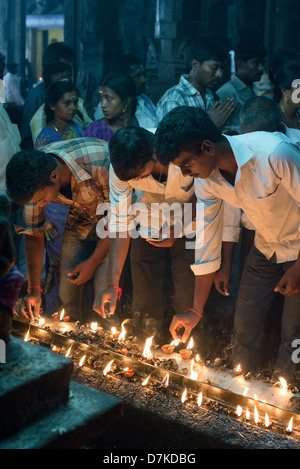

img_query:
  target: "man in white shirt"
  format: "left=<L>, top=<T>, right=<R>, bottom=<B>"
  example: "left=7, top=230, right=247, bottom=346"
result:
left=93, top=126, right=196, bottom=343
left=154, top=105, right=300, bottom=385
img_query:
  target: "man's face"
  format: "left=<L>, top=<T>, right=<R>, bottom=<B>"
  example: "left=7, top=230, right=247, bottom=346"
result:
left=29, top=181, right=60, bottom=207
left=128, top=64, right=147, bottom=94
left=193, top=59, right=225, bottom=90
left=237, top=58, right=265, bottom=85
left=173, top=147, right=216, bottom=179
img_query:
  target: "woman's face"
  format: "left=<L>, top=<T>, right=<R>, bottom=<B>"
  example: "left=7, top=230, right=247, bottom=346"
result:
left=52, top=91, right=79, bottom=122
left=99, top=85, right=128, bottom=120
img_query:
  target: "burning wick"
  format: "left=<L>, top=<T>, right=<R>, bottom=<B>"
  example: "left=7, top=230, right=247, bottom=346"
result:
left=161, top=339, right=180, bottom=354
left=190, top=359, right=199, bottom=381
left=24, top=328, right=30, bottom=342
left=278, top=376, right=288, bottom=392
left=245, top=408, right=250, bottom=421
left=143, top=336, right=154, bottom=361
left=265, top=413, right=271, bottom=428
left=38, top=317, right=45, bottom=326
left=197, top=391, right=203, bottom=407
left=123, top=367, right=135, bottom=378
left=79, top=355, right=86, bottom=367
left=65, top=345, right=72, bottom=358
left=161, top=373, right=169, bottom=388
left=254, top=405, right=260, bottom=424
left=111, top=327, right=120, bottom=339
left=90, top=322, right=98, bottom=332
left=142, top=375, right=150, bottom=387
left=181, top=388, right=187, bottom=404
left=179, top=337, right=194, bottom=359
left=236, top=405, right=242, bottom=417
left=233, top=364, right=242, bottom=376
left=103, top=359, right=114, bottom=376
left=52, top=345, right=61, bottom=354
left=286, top=417, right=293, bottom=434
left=59, top=308, right=70, bottom=322
left=118, top=319, right=130, bottom=342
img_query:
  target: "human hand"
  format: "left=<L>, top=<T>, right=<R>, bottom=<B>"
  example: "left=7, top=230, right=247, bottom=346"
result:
left=93, top=285, right=119, bottom=318
left=214, top=266, right=231, bottom=296
left=209, top=98, right=234, bottom=129
left=169, top=309, right=202, bottom=343
left=67, top=260, right=96, bottom=286
left=146, top=226, right=176, bottom=248
left=274, top=263, right=300, bottom=296
left=19, top=290, right=42, bottom=321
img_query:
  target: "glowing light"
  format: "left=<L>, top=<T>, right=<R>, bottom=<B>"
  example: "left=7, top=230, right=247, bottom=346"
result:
left=243, top=387, right=249, bottom=397
left=233, top=364, right=242, bottom=376
left=142, top=375, right=150, bottom=386
left=190, top=359, right=199, bottom=380
left=236, top=405, right=242, bottom=417
left=286, top=417, right=293, bottom=433
left=118, top=319, right=130, bottom=342
left=143, top=336, right=154, bottom=360
left=103, top=359, right=114, bottom=376
left=265, top=413, right=271, bottom=428
left=197, top=391, right=203, bottom=407
left=279, top=376, right=288, bottom=392
left=65, top=346, right=72, bottom=357
left=181, top=388, right=187, bottom=404
left=38, top=318, right=45, bottom=326
left=186, top=337, right=194, bottom=350
left=24, top=328, right=30, bottom=342
left=245, top=408, right=250, bottom=421
left=170, top=339, right=180, bottom=347
left=161, top=373, right=169, bottom=388
left=59, top=309, right=65, bottom=321
left=254, top=405, right=260, bottom=424
left=91, top=322, right=98, bottom=332
left=79, top=355, right=86, bottom=367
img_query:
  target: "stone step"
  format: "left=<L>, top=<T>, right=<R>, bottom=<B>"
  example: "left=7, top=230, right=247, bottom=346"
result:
left=0, top=380, right=122, bottom=449
left=0, top=336, right=73, bottom=441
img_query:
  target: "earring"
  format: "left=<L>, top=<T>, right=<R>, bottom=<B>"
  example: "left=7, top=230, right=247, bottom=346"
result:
left=122, top=104, right=128, bottom=113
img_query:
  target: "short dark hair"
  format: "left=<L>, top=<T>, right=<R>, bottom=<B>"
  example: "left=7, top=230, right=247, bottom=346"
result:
left=45, top=79, right=78, bottom=123
left=43, top=61, right=72, bottom=87
left=186, top=37, right=228, bottom=68
left=234, top=40, right=266, bottom=63
left=272, top=60, right=300, bottom=102
left=109, top=126, right=155, bottom=181
left=240, top=96, right=282, bottom=132
left=111, top=54, right=142, bottom=74
left=6, top=150, right=57, bottom=205
left=155, top=106, right=223, bottom=165
left=42, top=41, right=74, bottom=67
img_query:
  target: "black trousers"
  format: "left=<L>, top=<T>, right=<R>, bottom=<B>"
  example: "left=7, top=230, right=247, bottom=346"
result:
left=233, top=244, right=300, bottom=385
left=130, top=236, right=195, bottom=342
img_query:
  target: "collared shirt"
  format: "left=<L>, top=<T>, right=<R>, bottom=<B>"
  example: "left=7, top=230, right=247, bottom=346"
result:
left=192, top=131, right=300, bottom=275
left=0, top=104, right=21, bottom=193
left=156, top=75, right=216, bottom=123
left=217, top=74, right=254, bottom=133
left=16, top=138, right=110, bottom=239
left=109, top=163, right=195, bottom=239
left=30, top=99, right=93, bottom=146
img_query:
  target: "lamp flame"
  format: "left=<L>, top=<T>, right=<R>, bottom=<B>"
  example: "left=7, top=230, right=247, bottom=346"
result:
left=143, top=336, right=154, bottom=360
left=197, top=391, right=203, bottom=407
left=38, top=318, right=45, bottom=326
left=279, top=376, right=288, bottom=392
left=286, top=417, right=293, bottom=433
left=254, top=405, right=259, bottom=424
left=245, top=408, right=250, bottom=421
left=265, top=413, right=270, bottom=428
left=79, top=355, right=86, bottom=367
left=186, top=337, right=194, bottom=350
left=236, top=405, right=242, bottom=417
left=59, top=308, right=65, bottom=321
left=103, top=359, right=114, bottom=376
left=142, top=375, right=150, bottom=386
left=118, top=319, right=130, bottom=342
left=161, top=373, right=169, bottom=388
left=65, top=345, right=72, bottom=357
left=190, top=359, right=198, bottom=380
left=170, top=339, right=180, bottom=347
left=181, top=388, right=187, bottom=404
left=91, top=322, right=98, bottom=332
left=24, top=328, right=30, bottom=342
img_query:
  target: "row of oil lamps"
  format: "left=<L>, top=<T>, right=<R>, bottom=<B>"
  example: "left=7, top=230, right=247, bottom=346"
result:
left=23, top=317, right=296, bottom=435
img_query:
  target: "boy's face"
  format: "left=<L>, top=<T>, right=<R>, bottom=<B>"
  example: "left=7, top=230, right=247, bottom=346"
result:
left=193, top=59, right=225, bottom=90
left=29, top=178, right=60, bottom=207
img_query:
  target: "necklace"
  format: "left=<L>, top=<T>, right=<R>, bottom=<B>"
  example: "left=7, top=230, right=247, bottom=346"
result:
left=280, top=105, right=300, bottom=129
left=51, top=122, right=70, bottom=135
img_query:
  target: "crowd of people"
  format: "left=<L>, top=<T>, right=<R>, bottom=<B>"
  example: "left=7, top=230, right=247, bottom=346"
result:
left=1, top=37, right=300, bottom=388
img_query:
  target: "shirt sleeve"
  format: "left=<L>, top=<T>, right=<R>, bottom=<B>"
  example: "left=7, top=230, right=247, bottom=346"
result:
left=269, top=141, right=300, bottom=204
left=222, top=202, right=242, bottom=242
left=108, top=165, right=133, bottom=234
left=191, top=179, right=224, bottom=275
left=14, top=203, right=51, bottom=235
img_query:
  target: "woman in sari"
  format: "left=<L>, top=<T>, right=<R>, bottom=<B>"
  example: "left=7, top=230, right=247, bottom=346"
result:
left=84, top=72, right=138, bottom=142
